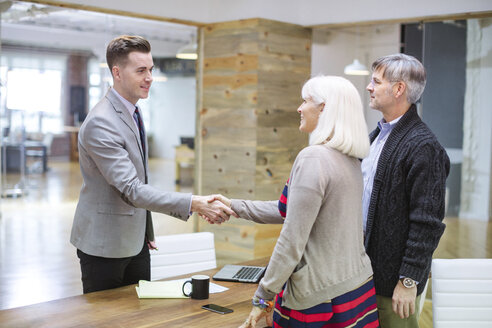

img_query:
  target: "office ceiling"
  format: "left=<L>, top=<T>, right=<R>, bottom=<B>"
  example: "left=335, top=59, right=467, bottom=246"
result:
left=30, top=0, right=492, bottom=27
left=1, top=0, right=490, bottom=59
left=1, top=1, right=197, bottom=59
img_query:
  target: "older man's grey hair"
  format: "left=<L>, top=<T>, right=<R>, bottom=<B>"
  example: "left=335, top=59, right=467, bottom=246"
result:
left=372, top=53, right=426, bottom=104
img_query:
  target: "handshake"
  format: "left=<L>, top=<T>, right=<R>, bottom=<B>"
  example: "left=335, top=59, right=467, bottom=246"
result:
left=191, top=194, right=238, bottom=224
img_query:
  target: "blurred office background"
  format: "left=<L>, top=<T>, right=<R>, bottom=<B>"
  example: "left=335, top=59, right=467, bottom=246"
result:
left=0, top=1, right=491, bottom=327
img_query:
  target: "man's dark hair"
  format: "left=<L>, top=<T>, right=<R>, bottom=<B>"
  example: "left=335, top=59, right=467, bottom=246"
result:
left=106, top=35, right=151, bottom=73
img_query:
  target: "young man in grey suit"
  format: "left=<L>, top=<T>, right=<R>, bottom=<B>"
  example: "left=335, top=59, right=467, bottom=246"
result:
left=71, top=35, right=235, bottom=294
left=362, top=54, right=450, bottom=327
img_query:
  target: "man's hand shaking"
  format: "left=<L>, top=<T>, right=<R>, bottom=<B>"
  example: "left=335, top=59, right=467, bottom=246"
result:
left=191, top=195, right=237, bottom=224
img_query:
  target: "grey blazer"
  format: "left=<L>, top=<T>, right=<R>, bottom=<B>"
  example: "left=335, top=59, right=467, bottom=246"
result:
left=70, top=89, right=192, bottom=258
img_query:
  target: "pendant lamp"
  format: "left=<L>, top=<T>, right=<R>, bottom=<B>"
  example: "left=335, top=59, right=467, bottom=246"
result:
left=176, top=41, right=197, bottom=60
left=344, top=27, right=369, bottom=76
left=344, top=59, right=369, bottom=75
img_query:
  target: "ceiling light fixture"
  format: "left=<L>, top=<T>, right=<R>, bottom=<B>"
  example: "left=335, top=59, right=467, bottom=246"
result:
left=153, top=76, right=168, bottom=82
left=344, top=27, right=369, bottom=76
left=176, top=40, right=197, bottom=60
left=344, top=59, right=369, bottom=75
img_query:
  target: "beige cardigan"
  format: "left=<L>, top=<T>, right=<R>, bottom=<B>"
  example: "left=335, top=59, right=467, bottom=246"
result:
left=231, top=144, right=373, bottom=310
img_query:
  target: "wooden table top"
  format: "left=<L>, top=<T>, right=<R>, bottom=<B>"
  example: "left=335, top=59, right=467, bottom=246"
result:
left=0, top=258, right=269, bottom=328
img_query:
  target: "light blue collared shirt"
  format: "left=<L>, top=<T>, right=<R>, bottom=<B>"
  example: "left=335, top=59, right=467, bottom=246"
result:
left=361, top=115, right=402, bottom=233
left=110, top=88, right=139, bottom=131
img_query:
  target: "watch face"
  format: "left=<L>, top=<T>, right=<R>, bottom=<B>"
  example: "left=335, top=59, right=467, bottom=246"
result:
left=403, top=278, right=415, bottom=288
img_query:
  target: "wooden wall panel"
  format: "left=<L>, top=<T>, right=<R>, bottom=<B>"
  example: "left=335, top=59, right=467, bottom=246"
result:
left=204, top=54, right=258, bottom=73
left=204, top=19, right=259, bottom=37
left=259, top=53, right=311, bottom=73
left=200, top=108, right=257, bottom=127
left=197, top=18, right=311, bottom=262
left=202, top=87, right=257, bottom=109
left=256, top=109, right=300, bottom=128
left=204, top=34, right=258, bottom=58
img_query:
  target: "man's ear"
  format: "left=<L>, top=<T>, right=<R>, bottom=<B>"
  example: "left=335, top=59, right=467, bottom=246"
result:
left=112, top=66, right=120, bottom=80
left=394, top=81, right=406, bottom=99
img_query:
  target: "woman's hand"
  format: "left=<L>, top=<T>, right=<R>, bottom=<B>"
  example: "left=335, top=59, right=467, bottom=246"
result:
left=238, top=306, right=273, bottom=328
left=207, top=194, right=232, bottom=208
left=199, top=194, right=235, bottom=224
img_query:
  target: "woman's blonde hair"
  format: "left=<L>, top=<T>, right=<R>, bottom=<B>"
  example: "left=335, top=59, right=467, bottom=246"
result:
left=302, top=75, right=369, bottom=158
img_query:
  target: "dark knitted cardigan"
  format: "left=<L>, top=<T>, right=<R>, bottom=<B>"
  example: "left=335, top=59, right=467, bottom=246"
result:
left=364, top=105, right=450, bottom=297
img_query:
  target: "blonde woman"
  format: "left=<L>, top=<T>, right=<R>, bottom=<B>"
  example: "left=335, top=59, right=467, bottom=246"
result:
left=210, top=76, right=379, bottom=328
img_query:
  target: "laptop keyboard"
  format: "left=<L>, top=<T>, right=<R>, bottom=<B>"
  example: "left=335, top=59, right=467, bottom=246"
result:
left=233, top=266, right=264, bottom=282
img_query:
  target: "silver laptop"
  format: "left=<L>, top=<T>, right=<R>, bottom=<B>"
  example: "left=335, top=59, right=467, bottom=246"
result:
left=213, top=265, right=266, bottom=283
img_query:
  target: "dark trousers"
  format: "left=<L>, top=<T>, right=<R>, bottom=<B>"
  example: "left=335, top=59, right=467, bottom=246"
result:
left=77, top=243, right=150, bottom=294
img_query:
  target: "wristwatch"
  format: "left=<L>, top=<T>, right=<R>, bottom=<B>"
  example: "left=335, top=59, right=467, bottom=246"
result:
left=400, top=277, right=417, bottom=288
left=252, top=296, right=274, bottom=312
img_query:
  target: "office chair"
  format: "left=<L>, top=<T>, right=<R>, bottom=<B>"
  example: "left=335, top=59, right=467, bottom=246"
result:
left=432, top=258, right=492, bottom=328
left=151, top=232, right=216, bottom=281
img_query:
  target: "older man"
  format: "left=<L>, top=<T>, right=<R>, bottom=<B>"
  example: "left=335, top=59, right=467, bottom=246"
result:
left=362, top=54, right=450, bottom=327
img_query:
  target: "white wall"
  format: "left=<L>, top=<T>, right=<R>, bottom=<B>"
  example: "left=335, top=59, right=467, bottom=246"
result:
left=311, top=24, right=400, bottom=131
left=51, top=0, right=492, bottom=26
left=459, top=18, right=492, bottom=221
left=147, top=76, right=196, bottom=159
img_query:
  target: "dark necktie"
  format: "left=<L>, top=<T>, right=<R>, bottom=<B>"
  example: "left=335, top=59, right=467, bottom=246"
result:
left=133, top=107, right=146, bottom=158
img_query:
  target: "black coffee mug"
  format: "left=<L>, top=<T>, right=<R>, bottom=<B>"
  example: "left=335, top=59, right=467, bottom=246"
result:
left=182, top=274, right=210, bottom=299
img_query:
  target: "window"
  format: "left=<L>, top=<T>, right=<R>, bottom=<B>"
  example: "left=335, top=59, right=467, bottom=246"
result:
left=1, top=52, right=66, bottom=134
left=88, top=59, right=103, bottom=110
